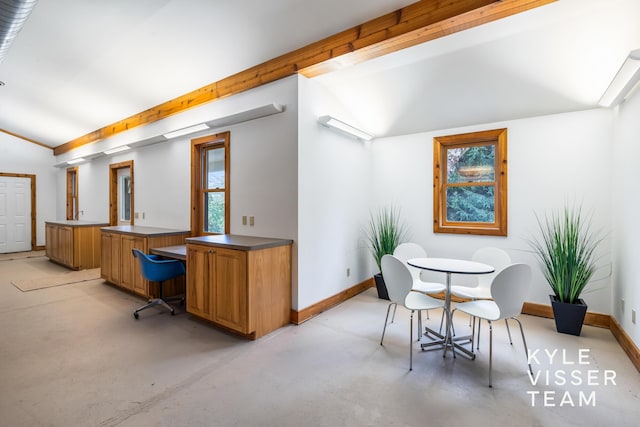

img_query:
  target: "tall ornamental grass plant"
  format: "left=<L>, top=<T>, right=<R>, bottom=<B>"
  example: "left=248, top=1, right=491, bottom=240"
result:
left=366, top=206, right=408, bottom=272
left=528, top=205, right=603, bottom=304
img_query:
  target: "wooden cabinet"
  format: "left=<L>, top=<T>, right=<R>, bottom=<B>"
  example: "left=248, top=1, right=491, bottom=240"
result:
left=186, top=235, right=292, bottom=339
left=100, top=231, right=121, bottom=284
left=46, top=221, right=107, bottom=270
left=186, top=244, right=214, bottom=319
left=100, top=226, right=189, bottom=298
left=120, top=234, right=146, bottom=295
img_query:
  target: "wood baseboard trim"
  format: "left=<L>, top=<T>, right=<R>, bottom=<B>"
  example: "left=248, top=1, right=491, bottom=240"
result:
left=291, top=278, right=375, bottom=325
left=610, top=317, right=640, bottom=372
left=522, top=301, right=640, bottom=372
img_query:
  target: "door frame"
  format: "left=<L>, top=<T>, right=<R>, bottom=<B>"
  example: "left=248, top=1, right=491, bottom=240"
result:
left=109, top=160, right=134, bottom=226
left=0, top=172, right=37, bottom=250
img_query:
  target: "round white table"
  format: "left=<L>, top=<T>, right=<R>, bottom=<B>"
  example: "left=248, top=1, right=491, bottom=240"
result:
left=407, top=257, right=494, bottom=358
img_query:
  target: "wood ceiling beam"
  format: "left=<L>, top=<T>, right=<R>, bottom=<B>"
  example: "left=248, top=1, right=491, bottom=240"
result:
left=1, top=128, right=52, bottom=150
left=54, top=0, right=556, bottom=156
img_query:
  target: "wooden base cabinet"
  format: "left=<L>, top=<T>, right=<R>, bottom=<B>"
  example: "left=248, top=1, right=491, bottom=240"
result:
left=100, top=226, right=189, bottom=298
left=186, top=235, right=292, bottom=340
left=45, top=221, right=107, bottom=270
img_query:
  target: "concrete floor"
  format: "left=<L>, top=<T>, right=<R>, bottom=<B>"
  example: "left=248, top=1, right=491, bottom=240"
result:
left=0, top=253, right=638, bottom=426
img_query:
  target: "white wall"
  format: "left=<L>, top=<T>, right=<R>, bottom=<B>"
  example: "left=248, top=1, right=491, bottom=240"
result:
left=370, top=109, right=614, bottom=314
left=0, top=133, right=57, bottom=247
left=612, top=91, right=640, bottom=346
left=57, top=76, right=299, bottom=294
left=297, top=76, right=372, bottom=310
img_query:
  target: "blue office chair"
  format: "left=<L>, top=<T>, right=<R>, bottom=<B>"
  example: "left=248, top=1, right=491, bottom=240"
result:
left=132, top=248, right=186, bottom=319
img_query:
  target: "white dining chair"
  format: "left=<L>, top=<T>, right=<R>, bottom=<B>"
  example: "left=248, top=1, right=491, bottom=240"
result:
left=452, top=263, right=533, bottom=387
left=393, top=243, right=445, bottom=337
left=380, top=254, right=445, bottom=371
left=450, top=247, right=512, bottom=348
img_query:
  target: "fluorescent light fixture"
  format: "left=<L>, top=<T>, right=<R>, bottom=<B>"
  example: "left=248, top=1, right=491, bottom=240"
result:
left=599, top=49, right=640, bottom=107
left=103, top=145, right=131, bottom=155
left=66, top=158, right=86, bottom=165
left=163, top=123, right=210, bottom=139
left=206, top=103, right=284, bottom=129
left=318, top=115, right=373, bottom=141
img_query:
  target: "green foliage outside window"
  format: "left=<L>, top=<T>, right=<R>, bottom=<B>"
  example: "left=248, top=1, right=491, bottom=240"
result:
left=446, top=145, right=495, bottom=223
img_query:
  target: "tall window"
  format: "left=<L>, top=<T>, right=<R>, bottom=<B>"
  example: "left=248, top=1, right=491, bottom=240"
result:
left=109, top=161, right=134, bottom=226
left=433, top=128, right=507, bottom=236
left=191, top=132, right=230, bottom=235
left=66, top=167, right=78, bottom=220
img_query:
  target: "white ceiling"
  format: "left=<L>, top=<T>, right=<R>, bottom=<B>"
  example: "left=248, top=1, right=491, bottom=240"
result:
left=0, top=0, right=639, bottom=148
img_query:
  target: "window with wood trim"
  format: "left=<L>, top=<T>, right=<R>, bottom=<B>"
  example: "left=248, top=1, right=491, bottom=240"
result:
left=66, top=167, right=78, bottom=220
left=191, top=132, right=230, bottom=235
left=433, top=128, right=507, bottom=236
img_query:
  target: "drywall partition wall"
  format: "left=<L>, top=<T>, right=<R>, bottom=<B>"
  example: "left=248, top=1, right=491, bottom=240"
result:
left=297, top=75, right=372, bottom=311
left=612, top=91, right=640, bottom=346
left=55, top=76, right=299, bottom=283
left=0, top=133, right=56, bottom=247
left=371, top=108, right=614, bottom=314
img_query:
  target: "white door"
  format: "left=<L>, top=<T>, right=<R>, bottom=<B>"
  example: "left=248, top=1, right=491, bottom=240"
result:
left=0, top=176, right=32, bottom=253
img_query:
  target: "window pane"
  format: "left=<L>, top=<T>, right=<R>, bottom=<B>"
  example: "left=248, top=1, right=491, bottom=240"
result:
left=204, top=192, right=225, bottom=233
left=206, top=147, right=225, bottom=189
left=447, top=145, right=495, bottom=183
left=446, top=186, right=495, bottom=223
left=120, top=176, right=131, bottom=221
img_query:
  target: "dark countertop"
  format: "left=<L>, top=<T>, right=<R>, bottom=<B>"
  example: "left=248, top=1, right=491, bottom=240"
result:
left=101, top=225, right=190, bottom=237
left=46, top=220, right=109, bottom=227
left=186, top=234, right=293, bottom=251
left=150, top=245, right=187, bottom=261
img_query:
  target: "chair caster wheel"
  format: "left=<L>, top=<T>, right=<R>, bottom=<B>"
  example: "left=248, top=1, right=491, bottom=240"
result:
left=170, top=309, right=175, bottom=316
left=133, top=312, right=139, bottom=319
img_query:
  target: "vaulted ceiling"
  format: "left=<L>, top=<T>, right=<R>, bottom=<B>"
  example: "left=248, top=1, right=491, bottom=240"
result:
left=0, top=0, right=638, bottom=152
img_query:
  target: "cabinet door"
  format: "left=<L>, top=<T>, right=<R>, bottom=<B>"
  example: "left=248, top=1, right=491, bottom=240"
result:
left=100, top=232, right=121, bottom=283
left=186, top=244, right=214, bottom=319
left=213, top=248, right=249, bottom=333
left=121, top=235, right=146, bottom=295
left=45, top=224, right=56, bottom=261
left=58, top=226, right=74, bottom=267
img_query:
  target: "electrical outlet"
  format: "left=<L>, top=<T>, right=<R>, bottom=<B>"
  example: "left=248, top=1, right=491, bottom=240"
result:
left=249, top=216, right=255, bottom=226
left=633, top=310, right=636, bottom=325
left=242, top=216, right=247, bottom=225
left=134, top=212, right=139, bottom=219
left=622, top=298, right=625, bottom=312
left=346, top=268, right=350, bottom=277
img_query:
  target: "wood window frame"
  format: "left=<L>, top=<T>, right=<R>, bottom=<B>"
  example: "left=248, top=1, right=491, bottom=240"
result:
left=109, top=160, right=134, bottom=226
left=191, top=132, right=230, bottom=236
left=433, top=128, right=507, bottom=236
left=66, top=167, right=79, bottom=220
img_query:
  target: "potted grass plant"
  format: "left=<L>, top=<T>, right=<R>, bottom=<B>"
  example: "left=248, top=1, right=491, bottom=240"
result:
left=528, top=204, right=604, bottom=336
left=365, top=206, right=408, bottom=300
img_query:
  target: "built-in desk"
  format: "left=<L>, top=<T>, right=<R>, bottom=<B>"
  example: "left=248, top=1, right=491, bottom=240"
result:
left=46, top=220, right=109, bottom=270
left=150, top=245, right=186, bottom=261
left=185, top=234, right=293, bottom=339
left=100, top=226, right=190, bottom=298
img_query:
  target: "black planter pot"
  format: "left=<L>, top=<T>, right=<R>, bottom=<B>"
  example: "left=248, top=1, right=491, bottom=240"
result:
left=374, top=273, right=390, bottom=300
left=550, top=295, right=587, bottom=336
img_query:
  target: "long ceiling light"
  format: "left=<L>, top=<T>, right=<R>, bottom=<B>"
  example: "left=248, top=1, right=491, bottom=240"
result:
left=318, top=115, right=373, bottom=141
left=163, top=123, right=210, bottom=140
left=103, top=145, right=131, bottom=155
left=54, top=103, right=286, bottom=168
left=206, top=103, right=284, bottom=129
left=599, top=49, right=640, bottom=108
